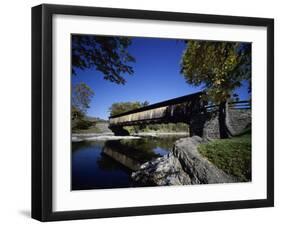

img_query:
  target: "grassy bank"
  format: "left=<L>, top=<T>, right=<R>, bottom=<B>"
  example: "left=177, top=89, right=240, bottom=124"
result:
left=198, top=132, right=251, bottom=182
left=72, top=121, right=113, bottom=134
left=72, top=126, right=101, bottom=134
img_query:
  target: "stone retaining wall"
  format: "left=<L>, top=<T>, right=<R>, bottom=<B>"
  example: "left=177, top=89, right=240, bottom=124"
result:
left=191, top=108, right=251, bottom=140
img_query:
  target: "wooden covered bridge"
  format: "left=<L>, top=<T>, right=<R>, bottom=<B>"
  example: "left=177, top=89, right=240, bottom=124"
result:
left=109, top=91, right=206, bottom=136
left=108, top=91, right=251, bottom=138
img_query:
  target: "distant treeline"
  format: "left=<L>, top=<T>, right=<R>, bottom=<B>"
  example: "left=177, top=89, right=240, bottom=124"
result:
left=109, top=101, right=149, bottom=117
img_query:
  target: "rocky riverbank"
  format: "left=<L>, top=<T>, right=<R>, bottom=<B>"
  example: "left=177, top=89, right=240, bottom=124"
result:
left=72, top=133, right=141, bottom=142
left=132, top=136, right=236, bottom=185
left=72, top=132, right=188, bottom=142
left=131, top=132, right=189, bottom=137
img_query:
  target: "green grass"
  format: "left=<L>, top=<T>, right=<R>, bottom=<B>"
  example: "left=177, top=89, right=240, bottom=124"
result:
left=198, top=132, right=251, bottom=182
left=72, top=126, right=101, bottom=134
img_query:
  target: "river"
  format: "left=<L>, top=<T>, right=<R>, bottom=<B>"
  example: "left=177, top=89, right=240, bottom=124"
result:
left=72, top=135, right=187, bottom=190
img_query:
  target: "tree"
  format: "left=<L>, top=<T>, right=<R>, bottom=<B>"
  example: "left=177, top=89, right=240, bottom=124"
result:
left=71, top=35, right=135, bottom=131
left=142, top=101, right=150, bottom=107
left=109, top=101, right=149, bottom=117
left=72, top=83, right=94, bottom=118
left=181, top=41, right=251, bottom=138
left=72, top=35, right=135, bottom=84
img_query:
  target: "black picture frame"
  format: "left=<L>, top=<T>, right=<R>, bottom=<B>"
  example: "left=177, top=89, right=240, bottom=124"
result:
left=32, top=4, right=274, bottom=222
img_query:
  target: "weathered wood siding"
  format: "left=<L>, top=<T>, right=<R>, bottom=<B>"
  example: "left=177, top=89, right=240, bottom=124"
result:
left=108, top=92, right=205, bottom=126
left=109, top=106, right=168, bottom=125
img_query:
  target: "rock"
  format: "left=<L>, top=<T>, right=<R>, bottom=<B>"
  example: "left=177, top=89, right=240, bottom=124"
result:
left=71, top=136, right=83, bottom=142
left=132, top=153, right=191, bottom=186
left=173, top=136, right=235, bottom=184
left=132, top=136, right=236, bottom=186
left=226, top=109, right=251, bottom=136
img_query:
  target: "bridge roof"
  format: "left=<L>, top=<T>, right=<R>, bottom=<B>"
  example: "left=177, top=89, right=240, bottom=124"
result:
left=109, top=91, right=204, bottom=119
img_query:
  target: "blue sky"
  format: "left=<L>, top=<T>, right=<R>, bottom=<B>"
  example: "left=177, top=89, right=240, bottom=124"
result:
left=72, top=37, right=250, bottom=119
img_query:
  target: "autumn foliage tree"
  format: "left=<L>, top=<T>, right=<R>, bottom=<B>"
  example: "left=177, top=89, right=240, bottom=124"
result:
left=72, top=83, right=94, bottom=115
left=72, top=35, right=135, bottom=84
left=71, top=83, right=94, bottom=130
left=181, top=41, right=251, bottom=138
left=71, top=35, right=135, bottom=130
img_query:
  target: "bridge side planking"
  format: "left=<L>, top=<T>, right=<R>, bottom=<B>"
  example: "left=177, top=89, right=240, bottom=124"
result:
left=109, top=91, right=251, bottom=127
left=109, top=91, right=204, bottom=119
left=109, top=91, right=204, bottom=126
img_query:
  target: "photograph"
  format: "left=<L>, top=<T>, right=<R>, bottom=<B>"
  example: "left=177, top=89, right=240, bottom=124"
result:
left=31, top=3, right=274, bottom=221
left=71, top=34, right=252, bottom=190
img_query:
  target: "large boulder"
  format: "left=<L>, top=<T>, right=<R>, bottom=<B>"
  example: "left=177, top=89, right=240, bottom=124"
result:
left=226, top=109, right=251, bottom=136
left=132, top=136, right=236, bottom=186
left=172, top=136, right=235, bottom=184
left=131, top=153, right=191, bottom=186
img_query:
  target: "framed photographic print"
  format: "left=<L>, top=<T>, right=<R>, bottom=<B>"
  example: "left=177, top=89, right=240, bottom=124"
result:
left=32, top=4, right=274, bottom=221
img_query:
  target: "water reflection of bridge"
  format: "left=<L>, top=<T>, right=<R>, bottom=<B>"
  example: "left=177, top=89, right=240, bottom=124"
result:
left=102, top=140, right=162, bottom=171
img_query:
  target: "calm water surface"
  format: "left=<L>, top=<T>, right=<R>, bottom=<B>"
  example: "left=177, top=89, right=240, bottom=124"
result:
left=72, top=136, right=186, bottom=190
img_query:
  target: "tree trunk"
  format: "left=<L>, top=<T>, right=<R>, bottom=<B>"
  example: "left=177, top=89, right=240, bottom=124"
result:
left=218, top=101, right=232, bottom=138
